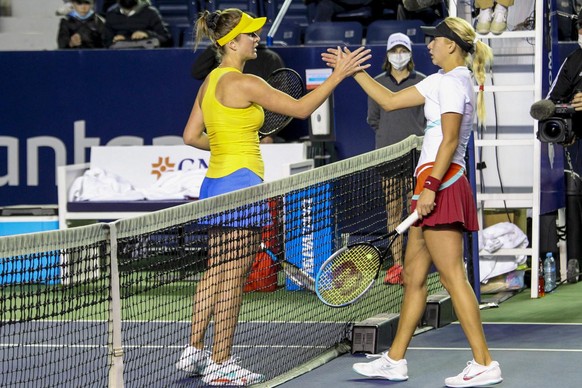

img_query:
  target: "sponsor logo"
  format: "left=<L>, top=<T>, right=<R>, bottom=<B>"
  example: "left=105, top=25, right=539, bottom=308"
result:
left=151, top=156, right=176, bottom=179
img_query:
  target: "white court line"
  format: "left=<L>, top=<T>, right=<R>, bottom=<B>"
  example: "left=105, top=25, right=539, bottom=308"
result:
left=409, top=346, right=582, bottom=352
left=480, top=322, right=582, bottom=326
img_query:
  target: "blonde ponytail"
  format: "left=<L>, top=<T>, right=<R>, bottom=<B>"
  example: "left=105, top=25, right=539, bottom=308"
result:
left=444, top=17, right=494, bottom=126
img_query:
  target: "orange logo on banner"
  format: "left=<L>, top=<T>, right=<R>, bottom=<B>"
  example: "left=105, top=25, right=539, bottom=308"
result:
left=151, top=156, right=175, bottom=179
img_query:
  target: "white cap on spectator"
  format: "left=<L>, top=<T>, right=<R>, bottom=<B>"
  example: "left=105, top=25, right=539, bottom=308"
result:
left=386, top=33, right=412, bottom=52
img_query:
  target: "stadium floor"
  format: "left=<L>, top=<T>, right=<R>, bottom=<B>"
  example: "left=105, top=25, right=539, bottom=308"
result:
left=278, top=281, right=582, bottom=387
left=278, top=322, right=582, bottom=387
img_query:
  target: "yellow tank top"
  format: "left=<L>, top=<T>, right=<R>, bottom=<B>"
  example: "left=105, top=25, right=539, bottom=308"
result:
left=201, top=67, right=265, bottom=179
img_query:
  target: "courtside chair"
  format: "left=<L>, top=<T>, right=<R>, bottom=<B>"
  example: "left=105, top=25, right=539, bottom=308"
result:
left=304, top=21, right=363, bottom=46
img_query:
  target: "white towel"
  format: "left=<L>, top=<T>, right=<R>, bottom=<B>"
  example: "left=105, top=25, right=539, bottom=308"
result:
left=479, top=222, right=529, bottom=282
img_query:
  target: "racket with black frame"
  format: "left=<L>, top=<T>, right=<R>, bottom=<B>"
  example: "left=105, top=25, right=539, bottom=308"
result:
left=259, top=68, right=305, bottom=138
left=315, top=211, right=419, bottom=307
left=261, top=243, right=315, bottom=292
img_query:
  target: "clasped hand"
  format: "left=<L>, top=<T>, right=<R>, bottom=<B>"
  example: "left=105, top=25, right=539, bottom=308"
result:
left=321, top=46, right=372, bottom=76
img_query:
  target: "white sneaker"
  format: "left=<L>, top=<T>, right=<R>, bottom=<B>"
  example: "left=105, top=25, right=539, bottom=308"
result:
left=175, top=345, right=210, bottom=375
left=476, top=8, right=493, bottom=34
left=352, top=352, right=408, bottom=381
left=490, top=4, right=508, bottom=35
left=201, top=357, right=265, bottom=386
left=445, top=360, right=503, bottom=387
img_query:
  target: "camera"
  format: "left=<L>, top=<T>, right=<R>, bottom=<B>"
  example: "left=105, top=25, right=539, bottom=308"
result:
left=537, top=103, right=577, bottom=144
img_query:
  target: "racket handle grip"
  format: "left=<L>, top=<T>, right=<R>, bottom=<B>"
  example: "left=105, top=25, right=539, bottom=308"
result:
left=396, top=210, right=419, bottom=234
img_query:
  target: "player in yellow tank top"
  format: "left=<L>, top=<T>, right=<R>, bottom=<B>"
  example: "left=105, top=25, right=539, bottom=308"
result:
left=201, top=66, right=264, bottom=179
left=178, top=8, right=372, bottom=386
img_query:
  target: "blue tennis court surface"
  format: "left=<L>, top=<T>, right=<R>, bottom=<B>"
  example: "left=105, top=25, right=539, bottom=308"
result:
left=278, top=323, right=582, bottom=387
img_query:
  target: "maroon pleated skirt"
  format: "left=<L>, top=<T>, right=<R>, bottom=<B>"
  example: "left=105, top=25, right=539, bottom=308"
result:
left=411, top=174, right=479, bottom=232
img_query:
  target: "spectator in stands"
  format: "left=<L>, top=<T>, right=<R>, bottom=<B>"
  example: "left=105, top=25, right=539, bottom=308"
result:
left=191, top=26, right=287, bottom=143
left=175, top=8, right=370, bottom=386
left=313, top=0, right=375, bottom=22
left=367, top=33, right=426, bottom=285
left=397, top=0, right=445, bottom=25
left=103, top=0, right=171, bottom=48
left=475, top=0, right=513, bottom=35
left=323, top=17, right=501, bottom=387
left=57, top=0, right=105, bottom=49
left=547, top=9, right=582, bottom=124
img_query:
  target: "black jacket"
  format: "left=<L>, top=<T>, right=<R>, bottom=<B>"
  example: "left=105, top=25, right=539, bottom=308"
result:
left=548, top=48, right=582, bottom=103
left=103, top=5, right=171, bottom=48
left=57, top=13, right=106, bottom=49
left=548, top=48, right=582, bottom=131
left=191, top=45, right=285, bottom=81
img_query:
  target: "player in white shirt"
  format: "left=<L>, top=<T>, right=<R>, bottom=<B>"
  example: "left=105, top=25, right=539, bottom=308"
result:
left=323, top=17, right=502, bottom=388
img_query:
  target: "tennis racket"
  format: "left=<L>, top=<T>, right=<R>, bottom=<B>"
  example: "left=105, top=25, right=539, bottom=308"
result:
left=259, top=68, right=305, bottom=138
left=261, top=243, right=315, bottom=292
left=315, top=210, right=419, bottom=308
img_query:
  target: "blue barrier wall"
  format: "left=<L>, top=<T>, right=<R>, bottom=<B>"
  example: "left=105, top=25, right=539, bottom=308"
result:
left=0, top=45, right=437, bottom=206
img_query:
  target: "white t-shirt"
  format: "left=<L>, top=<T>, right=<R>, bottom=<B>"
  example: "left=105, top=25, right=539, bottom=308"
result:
left=413, top=66, right=475, bottom=177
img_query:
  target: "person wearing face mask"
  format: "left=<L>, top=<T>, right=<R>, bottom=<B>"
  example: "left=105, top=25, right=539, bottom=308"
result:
left=367, top=32, right=426, bottom=285
left=57, top=0, right=105, bottom=49
left=103, top=0, right=171, bottom=48
left=547, top=8, right=582, bottom=116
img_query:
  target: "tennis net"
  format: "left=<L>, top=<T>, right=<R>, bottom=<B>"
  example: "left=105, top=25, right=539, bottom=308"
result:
left=0, top=135, right=446, bottom=387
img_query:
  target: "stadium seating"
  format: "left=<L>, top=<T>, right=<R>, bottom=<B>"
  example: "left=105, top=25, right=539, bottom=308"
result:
left=150, top=0, right=200, bottom=47
left=260, top=20, right=302, bottom=46
left=264, top=0, right=313, bottom=29
left=204, top=0, right=261, bottom=15
left=304, top=21, right=363, bottom=46
left=365, top=19, right=425, bottom=45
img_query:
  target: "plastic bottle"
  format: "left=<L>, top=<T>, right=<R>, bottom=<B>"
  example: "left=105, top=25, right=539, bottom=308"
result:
left=538, top=258, right=545, bottom=297
left=544, top=252, right=556, bottom=293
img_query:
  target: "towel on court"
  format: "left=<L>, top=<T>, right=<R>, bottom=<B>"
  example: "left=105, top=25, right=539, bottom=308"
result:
left=478, top=222, right=529, bottom=282
left=69, top=168, right=205, bottom=201
left=68, top=168, right=143, bottom=201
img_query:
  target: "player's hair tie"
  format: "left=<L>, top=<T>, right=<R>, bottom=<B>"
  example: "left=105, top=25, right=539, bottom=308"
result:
left=479, top=84, right=484, bottom=92
left=207, top=12, right=220, bottom=30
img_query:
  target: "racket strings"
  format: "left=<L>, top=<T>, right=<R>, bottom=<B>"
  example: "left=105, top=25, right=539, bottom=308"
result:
left=317, top=244, right=381, bottom=307
left=261, top=69, right=304, bottom=136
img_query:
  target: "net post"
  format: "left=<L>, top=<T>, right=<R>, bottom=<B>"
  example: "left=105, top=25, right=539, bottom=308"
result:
left=107, top=223, right=125, bottom=388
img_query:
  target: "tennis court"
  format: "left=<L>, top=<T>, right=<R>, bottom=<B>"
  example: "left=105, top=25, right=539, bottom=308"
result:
left=3, top=134, right=577, bottom=387
left=278, top=321, right=582, bottom=387
left=2, top=137, right=445, bottom=387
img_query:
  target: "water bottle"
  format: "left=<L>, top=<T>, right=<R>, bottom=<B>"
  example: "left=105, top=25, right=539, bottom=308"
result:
left=538, top=258, right=545, bottom=298
left=544, top=252, right=556, bottom=292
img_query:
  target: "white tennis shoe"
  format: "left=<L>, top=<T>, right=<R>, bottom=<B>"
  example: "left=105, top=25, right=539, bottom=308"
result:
left=352, top=352, right=408, bottom=381
left=476, top=7, right=493, bottom=34
left=201, top=357, right=264, bottom=386
left=490, top=4, right=508, bottom=35
left=445, top=360, right=503, bottom=387
left=175, top=345, right=210, bottom=375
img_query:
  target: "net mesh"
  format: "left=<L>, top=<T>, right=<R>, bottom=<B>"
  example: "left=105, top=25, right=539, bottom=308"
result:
left=0, top=136, right=446, bottom=387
